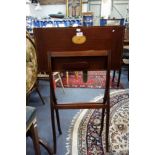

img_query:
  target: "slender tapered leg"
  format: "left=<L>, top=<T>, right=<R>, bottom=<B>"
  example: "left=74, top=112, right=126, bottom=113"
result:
left=100, top=93, right=107, bottom=136
left=66, top=71, right=69, bottom=85
left=117, top=68, right=122, bottom=88
left=39, top=139, right=53, bottom=155
left=55, top=109, right=62, bottom=134
left=112, top=70, right=115, bottom=82
left=128, top=66, right=129, bottom=81
left=36, top=87, right=45, bottom=105
left=50, top=106, right=56, bottom=154
left=30, top=120, right=41, bottom=155
left=57, top=73, right=65, bottom=93
left=105, top=98, right=110, bottom=153
left=100, top=108, right=105, bottom=136
left=26, top=94, right=30, bottom=105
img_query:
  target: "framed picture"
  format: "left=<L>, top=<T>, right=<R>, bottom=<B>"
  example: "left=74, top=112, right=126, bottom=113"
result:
left=82, top=0, right=88, bottom=3
left=39, top=0, right=66, bottom=5
left=67, top=0, right=82, bottom=17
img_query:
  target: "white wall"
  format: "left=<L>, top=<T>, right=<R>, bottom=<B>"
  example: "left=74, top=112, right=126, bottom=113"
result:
left=110, top=0, right=129, bottom=19
left=26, top=0, right=129, bottom=19
left=26, top=4, right=66, bottom=18
left=101, top=0, right=112, bottom=18
left=82, top=4, right=88, bottom=12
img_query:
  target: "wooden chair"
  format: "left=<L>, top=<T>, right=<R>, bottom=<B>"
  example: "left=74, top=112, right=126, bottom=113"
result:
left=112, top=46, right=129, bottom=87
left=53, top=72, right=65, bottom=93
left=37, top=72, right=65, bottom=93
left=26, top=106, right=41, bottom=155
left=112, top=27, right=129, bottom=87
left=48, top=50, right=111, bottom=154
left=26, top=106, right=52, bottom=155
left=26, top=34, right=45, bottom=105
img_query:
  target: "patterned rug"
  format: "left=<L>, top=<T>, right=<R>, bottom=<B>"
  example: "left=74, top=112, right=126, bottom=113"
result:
left=57, top=71, right=124, bottom=89
left=65, top=89, right=129, bottom=155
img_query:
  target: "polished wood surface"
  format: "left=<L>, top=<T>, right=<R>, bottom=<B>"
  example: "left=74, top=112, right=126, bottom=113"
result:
left=34, top=26, right=125, bottom=73
left=53, top=103, right=108, bottom=109
left=48, top=50, right=111, bottom=153
left=48, top=50, right=109, bottom=71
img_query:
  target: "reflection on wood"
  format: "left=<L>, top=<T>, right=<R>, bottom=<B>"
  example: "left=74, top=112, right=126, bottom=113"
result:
left=39, top=0, right=66, bottom=5
left=33, top=26, right=125, bottom=72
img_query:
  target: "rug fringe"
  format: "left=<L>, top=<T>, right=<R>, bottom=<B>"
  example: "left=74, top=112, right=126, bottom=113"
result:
left=65, top=89, right=129, bottom=155
left=65, top=110, right=82, bottom=155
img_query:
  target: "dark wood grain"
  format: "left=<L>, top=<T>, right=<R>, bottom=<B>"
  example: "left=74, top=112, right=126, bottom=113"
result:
left=48, top=50, right=108, bottom=71
left=48, top=50, right=111, bottom=153
left=53, top=103, right=108, bottom=109
left=33, top=26, right=125, bottom=73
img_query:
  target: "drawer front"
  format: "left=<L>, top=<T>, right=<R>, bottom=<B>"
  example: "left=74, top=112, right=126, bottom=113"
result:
left=51, top=56, right=108, bottom=71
